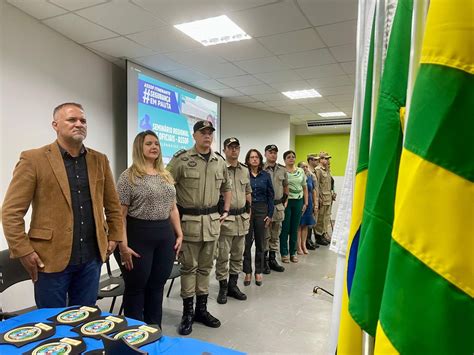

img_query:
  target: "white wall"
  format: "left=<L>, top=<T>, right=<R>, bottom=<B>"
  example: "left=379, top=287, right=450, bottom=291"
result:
left=0, top=1, right=126, bottom=310
left=221, top=101, right=291, bottom=164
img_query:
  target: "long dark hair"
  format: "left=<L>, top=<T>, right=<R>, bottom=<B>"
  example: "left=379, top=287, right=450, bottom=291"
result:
left=245, top=149, right=264, bottom=172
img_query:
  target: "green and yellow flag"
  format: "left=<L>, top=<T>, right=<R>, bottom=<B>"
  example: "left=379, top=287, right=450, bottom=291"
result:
left=349, top=0, right=413, bottom=336
left=336, top=16, right=375, bottom=354
left=375, top=0, right=474, bottom=353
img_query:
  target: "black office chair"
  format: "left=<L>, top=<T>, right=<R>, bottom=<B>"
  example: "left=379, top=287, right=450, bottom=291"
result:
left=97, top=256, right=125, bottom=314
left=166, top=262, right=182, bottom=298
left=0, top=249, right=36, bottom=320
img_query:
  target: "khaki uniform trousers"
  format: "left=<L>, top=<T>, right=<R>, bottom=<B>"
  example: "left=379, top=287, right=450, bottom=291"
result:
left=215, top=234, right=245, bottom=281
left=264, top=221, right=282, bottom=252
left=178, top=240, right=217, bottom=298
left=315, top=205, right=330, bottom=235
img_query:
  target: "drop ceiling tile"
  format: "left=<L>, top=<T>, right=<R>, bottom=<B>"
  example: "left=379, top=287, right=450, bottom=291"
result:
left=302, top=102, right=339, bottom=111
left=77, top=1, right=165, bottom=35
left=258, top=28, right=325, bottom=55
left=295, top=63, right=344, bottom=79
left=165, top=49, right=226, bottom=69
left=190, top=80, right=229, bottom=91
left=278, top=48, right=335, bottom=69
left=206, top=39, right=274, bottom=62
left=236, top=84, right=277, bottom=95
left=134, top=54, right=187, bottom=72
left=278, top=106, right=312, bottom=114
left=340, top=61, right=356, bottom=74
left=217, top=75, right=263, bottom=87
left=307, top=75, right=353, bottom=88
left=265, top=100, right=301, bottom=108
left=291, top=113, right=319, bottom=120
left=231, top=1, right=311, bottom=37
left=316, top=20, right=357, bottom=46
left=269, top=81, right=313, bottom=92
left=86, top=37, right=156, bottom=58
left=201, top=63, right=248, bottom=79
left=49, top=0, right=107, bottom=11
left=240, top=102, right=273, bottom=110
left=234, top=56, right=289, bottom=74
left=317, top=85, right=354, bottom=96
left=8, top=0, right=67, bottom=19
left=326, top=94, right=354, bottom=104
left=250, top=93, right=287, bottom=101
left=329, top=43, right=356, bottom=62
left=297, top=0, right=358, bottom=26
left=224, top=96, right=258, bottom=104
left=127, top=27, right=201, bottom=53
left=209, top=88, right=243, bottom=97
left=165, top=68, right=210, bottom=83
left=254, top=70, right=302, bottom=84
left=131, top=0, right=276, bottom=24
left=43, top=13, right=117, bottom=44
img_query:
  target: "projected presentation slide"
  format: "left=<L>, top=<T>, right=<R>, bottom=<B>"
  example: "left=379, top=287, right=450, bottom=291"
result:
left=128, top=62, right=220, bottom=164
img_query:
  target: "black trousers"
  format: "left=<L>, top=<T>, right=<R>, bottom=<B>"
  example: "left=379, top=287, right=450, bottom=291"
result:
left=122, top=216, right=175, bottom=327
left=243, top=202, right=268, bottom=274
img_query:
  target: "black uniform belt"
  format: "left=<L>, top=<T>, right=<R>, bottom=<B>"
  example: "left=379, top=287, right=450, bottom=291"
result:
left=178, top=205, right=219, bottom=216
left=274, top=198, right=283, bottom=205
left=228, top=207, right=247, bottom=216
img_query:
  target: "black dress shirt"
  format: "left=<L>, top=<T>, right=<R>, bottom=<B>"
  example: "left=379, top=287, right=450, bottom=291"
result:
left=59, top=144, right=99, bottom=265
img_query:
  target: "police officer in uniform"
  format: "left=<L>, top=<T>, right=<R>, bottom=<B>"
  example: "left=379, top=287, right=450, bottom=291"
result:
left=215, top=137, right=251, bottom=304
left=314, top=152, right=332, bottom=245
left=263, top=144, right=288, bottom=273
left=167, top=120, right=231, bottom=336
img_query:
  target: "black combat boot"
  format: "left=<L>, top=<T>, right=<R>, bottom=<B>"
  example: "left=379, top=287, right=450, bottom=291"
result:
left=194, top=294, right=221, bottom=328
left=315, top=233, right=330, bottom=246
left=217, top=279, right=228, bottom=304
left=263, top=251, right=271, bottom=274
left=268, top=251, right=285, bottom=272
left=306, top=227, right=318, bottom=250
left=227, top=274, right=247, bottom=301
left=178, top=297, right=194, bottom=336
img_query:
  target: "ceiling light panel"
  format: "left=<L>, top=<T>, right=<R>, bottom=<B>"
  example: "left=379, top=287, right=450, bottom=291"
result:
left=174, top=15, right=251, bottom=46
left=282, top=89, right=322, bottom=100
left=318, top=111, right=347, bottom=117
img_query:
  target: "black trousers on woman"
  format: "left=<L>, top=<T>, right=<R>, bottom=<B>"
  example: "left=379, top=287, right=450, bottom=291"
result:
left=243, top=202, right=268, bottom=275
left=122, top=216, right=175, bottom=327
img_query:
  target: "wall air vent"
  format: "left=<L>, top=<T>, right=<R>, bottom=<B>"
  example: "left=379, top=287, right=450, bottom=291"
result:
left=306, top=118, right=352, bottom=127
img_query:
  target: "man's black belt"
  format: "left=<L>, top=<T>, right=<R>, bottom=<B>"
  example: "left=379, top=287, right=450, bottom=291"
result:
left=274, top=198, right=283, bottom=205
left=228, top=207, right=247, bottom=216
left=178, top=205, right=219, bottom=216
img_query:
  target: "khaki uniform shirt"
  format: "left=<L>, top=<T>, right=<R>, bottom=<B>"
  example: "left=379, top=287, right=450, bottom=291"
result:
left=167, top=146, right=231, bottom=242
left=264, top=163, right=288, bottom=222
left=315, top=165, right=332, bottom=206
left=220, top=162, right=251, bottom=236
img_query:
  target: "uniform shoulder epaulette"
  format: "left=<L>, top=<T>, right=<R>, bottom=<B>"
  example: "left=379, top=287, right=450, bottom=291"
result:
left=277, top=163, right=285, bottom=168
left=173, top=149, right=186, bottom=157
left=215, top=151, right=225, bottom=160
left=239, top=162, right=248, bottom=168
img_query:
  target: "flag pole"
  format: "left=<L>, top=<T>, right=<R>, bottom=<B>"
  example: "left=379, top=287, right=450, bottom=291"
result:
left=362, top=0, right=386, bottom=350
left=403, top=0, right=429, bottom=137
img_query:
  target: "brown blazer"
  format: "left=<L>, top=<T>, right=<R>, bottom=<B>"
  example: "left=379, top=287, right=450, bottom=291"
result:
left=1, top=142, right=123, bottom=272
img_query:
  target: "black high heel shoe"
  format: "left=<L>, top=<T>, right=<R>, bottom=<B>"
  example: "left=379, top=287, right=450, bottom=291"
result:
left=244, top=274, right=251, bottom=286
left=255, top=273, right=263, bottom=286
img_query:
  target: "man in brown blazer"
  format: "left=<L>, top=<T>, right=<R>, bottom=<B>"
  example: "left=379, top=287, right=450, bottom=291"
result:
left=2, top=102, right=123, bottom=308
